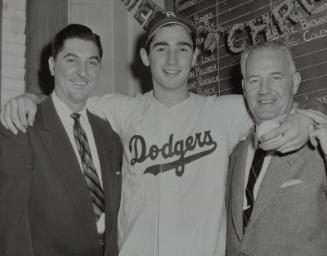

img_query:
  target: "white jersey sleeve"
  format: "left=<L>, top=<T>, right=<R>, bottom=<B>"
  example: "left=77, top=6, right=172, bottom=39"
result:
left=214, top=94, right=253, bottom=153
left=86, top=93, right=132, bottom=135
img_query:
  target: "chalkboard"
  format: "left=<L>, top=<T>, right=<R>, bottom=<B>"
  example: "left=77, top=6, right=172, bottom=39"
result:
left=176, top=0, right=327, bottom=105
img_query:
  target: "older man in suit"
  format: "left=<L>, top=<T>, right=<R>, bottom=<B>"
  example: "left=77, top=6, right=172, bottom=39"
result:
left=0, top=24, right=122, bottom=256
left=226, top=41, right=327, bottom=256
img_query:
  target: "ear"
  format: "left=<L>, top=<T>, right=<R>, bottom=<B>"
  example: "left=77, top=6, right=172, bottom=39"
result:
left=241, top=79, right=246, bottom=96
left=48, top=56, right=55, bottom=76
left=140, top=48, right=150, bottom=67
left=292, top=72, right=301, bottom=95
left=191, top=47, right=199, bottom=66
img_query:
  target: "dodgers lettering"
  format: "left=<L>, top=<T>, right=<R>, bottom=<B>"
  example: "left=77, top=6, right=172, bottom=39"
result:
left=129, top=131, right=217, bottom=176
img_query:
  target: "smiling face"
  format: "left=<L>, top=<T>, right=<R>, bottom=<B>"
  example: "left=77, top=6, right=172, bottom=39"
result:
left=140, top=24, right=197, bottom=102
left=242, top=48, right=301, bottom=124
left=49, top=38, right=101, bottom=112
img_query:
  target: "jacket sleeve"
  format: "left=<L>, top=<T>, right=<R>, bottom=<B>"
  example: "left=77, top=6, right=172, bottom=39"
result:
left=0, top=124, right=34, bottom=256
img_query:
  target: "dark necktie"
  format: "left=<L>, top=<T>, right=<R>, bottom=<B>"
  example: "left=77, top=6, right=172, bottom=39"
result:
left=71, top=113, right=105, bottom=220
left=243, top=147, right=265, bottom=232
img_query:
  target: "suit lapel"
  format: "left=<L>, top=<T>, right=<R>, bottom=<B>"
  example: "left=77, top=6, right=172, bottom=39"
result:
left=36, top=99, right=99, bottom=238
left=245, top=148, right=303, bottom=233
left=88, top=113, right=115, bottom=217
left=231, top=135, right=253, bottom=240
left=88, top=112, right=121, bottom=240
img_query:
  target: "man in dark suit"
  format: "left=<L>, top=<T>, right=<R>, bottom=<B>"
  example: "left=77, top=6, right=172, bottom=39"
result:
left=226, top=41, right=327, bottom=256
left=0, top=24, right=122, bottom=256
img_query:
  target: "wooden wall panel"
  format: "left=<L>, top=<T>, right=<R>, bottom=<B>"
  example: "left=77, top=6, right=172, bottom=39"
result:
left=26, top=0, right=68, bottom=94
left=0, top=0, right=2, bottom=106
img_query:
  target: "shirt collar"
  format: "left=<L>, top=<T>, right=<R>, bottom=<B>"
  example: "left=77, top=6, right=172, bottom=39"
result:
left=51, top=92, right=88, bottom=120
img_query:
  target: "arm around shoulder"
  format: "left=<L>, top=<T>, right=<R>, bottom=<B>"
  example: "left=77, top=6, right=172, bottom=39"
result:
left=0, top=91, right=45, bottom=134
left=215, top=94, right=253, bottom=149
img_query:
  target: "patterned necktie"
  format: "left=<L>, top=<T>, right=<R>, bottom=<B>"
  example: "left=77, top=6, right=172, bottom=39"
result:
left=243, top=147, right=265, bottom=232
left=71, top=113, right=105, bottom=220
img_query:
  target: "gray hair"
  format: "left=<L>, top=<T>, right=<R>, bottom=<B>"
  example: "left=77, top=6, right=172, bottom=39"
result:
left=240, top=41, right=296, bottom=77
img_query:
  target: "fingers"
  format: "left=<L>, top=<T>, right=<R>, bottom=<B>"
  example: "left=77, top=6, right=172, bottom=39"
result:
left=259, top=110, right=327, bottom=155
left=3, top=100, right=19, bottom=134
left=259, top=125, right=284, bottom=144
left=310, top=124, right=327, bottom=155
left=260, top=131, right=302, bottom=153
left=277, top=140, right=302, bottom=154
left=259, top=113, right=308, bottom=153
left=0, top=104, right=9, bottom=130
left=27, top=103, right=36, bottom=127
left=309, top=133, right=318, bottom=148
left=11, top=99, right=27, bottom=133
left=259, top=132, right=285, bottom=151
left=0, top=93, right=39, bottom=135
left=17, top=97, right=29, bottom=128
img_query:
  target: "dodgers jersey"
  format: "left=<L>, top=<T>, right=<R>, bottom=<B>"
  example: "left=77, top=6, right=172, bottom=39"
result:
left=88, top=91, right=252, bottom=256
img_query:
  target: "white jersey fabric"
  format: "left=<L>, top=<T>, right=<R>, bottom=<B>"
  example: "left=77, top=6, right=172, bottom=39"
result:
left=88, top=91, right=252, bottom=256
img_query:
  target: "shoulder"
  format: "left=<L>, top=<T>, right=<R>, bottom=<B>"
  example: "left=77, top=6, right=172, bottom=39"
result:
left=87, top=111, right=121, bottom=141
left=190, top=93, right=245, bottom=110
left=277, top=145, right=326, bottom=181
left=298, top=145, right=325, bottom=167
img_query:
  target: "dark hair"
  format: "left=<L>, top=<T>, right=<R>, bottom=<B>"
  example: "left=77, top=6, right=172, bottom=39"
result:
left=144, top=23, right=196, bottom=54
left=52, top=24, right=103, bottom=59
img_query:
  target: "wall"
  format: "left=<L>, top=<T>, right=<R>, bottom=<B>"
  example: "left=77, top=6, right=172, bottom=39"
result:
left=26, top=0, right=68, bottom=95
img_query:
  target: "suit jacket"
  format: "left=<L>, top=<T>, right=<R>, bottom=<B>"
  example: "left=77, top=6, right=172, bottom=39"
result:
left=226, top=133, right=327, bottom=256
left=0, top=98, right=122, bottom=256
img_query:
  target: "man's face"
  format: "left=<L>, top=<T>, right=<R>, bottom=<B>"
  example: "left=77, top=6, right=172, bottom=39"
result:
left=140, top=24, right=196, bottom=93
left=49, top=38, right=101, bottom=110
left=242, top=49, right=300, bottom=124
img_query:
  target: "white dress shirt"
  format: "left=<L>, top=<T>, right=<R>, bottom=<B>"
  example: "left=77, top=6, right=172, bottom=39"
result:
left=52, top=92, right=105, bottom=233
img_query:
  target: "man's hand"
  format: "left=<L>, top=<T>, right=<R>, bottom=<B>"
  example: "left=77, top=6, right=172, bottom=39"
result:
left=0, top=92, right=40, bottom=134
left=259, top=112, right=312, bottom=153
left=297, top=109, right=327, bottom=160
left=310, top=124, right=327, bottom=161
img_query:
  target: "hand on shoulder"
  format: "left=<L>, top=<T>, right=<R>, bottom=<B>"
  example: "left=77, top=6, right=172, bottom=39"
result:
left=0, top=92, right=45, bottom=134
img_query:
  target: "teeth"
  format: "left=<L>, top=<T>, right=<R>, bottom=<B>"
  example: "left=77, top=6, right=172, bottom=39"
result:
left=73, top=81, right=88, bottom=85
left=164, top=70, right=179, bottom=74
left=260, top=99, right=274, bottom=104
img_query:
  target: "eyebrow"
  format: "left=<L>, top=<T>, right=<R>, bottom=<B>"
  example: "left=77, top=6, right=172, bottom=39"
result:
left=89, top=56, right=100, bottom=62
left=151, top=41, right=193, bottom=48
left=270, top=72, right=283, bottom=76
left=63, top=53, right=100, bottom=62
left=246, top=75, right=260, bottom=79
left=63, top=53, right=78, bottom=59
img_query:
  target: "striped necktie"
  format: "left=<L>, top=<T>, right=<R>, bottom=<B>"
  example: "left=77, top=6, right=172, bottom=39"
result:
left=71, top=113, right=105, bottom=220
left=243, top=147, right=265, bottom=232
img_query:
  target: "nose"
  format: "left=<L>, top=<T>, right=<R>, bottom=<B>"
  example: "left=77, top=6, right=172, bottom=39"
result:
left=258, top=78, right=270, bottom=94
left=167, top=49, right=178, bottom=65
left=77, top=61, right=88, bottom=77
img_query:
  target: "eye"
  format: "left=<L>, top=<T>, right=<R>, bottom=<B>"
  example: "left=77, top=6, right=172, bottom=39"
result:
left=248, top=77, right=261, bottom=86
left=66, top=57, right=76, bottom=63
left=89, top=59, right=99, bottom=66
left=155, top=46, right=166, bottom=52
left=271, top=74, right=282, bottom=80
left=180, top=47, right=190, bottom=52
